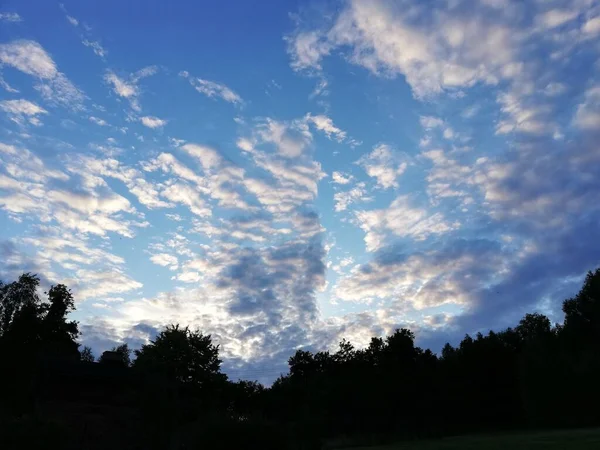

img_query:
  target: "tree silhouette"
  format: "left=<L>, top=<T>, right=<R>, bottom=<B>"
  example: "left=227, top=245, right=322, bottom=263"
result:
left=133, top=325, right=226, bottom=386
left=80, top=345, right=95, bottom=363
left=0, top=274, right=79, bottom=360
left=563, top=269, right=600, bottom=340
left=99, top=343, right=131, bottom=367
left=2, top=269, right=600, bottom=449
left=41, top=284, right=79, bottom=359
left=0, top=273, right=42, bottom=342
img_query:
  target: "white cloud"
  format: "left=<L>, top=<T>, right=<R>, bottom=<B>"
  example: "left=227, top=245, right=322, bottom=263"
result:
left=67, top=155, right=172, bottom=210
left=48, top=190, right=132, bottom=215
left=166, top=213, right=183, bottom=222
left=35, top=72, right=85, bottom=109
left=0, top=99, right=48, bottom=126
left=162, top=182, right=211, bottom=217
left=14, top=228, right=143, bottom=302
left=573, top=86, right=600, bottom=130
left=334, top=182, right=370, bottom=212
left=75, top=269, right=142, bottom=300
left=0, top=75, right=19, bottom=93
left=89, top=116, right=108, bottom=126
left=582, top=16, right=600, bottom=35
left=143, top=153, right=207, bottom=191
left=419, top=116, right=457, bottom=141
left=0, top=40, right=58, bottom=78
left=140, top=116, right=167, bottom=129
left=0, top=142, right=68, bottom=182
left=172, top=143, right=252, bottom=210
left=0, top=40, right=84, bottom=109
left=536, top=9, right=578, bottom=30
left=356, top=195, right=458, bottom=251
left=495, top=91, right=551, bottom=135
left=236, top=137, right=254, bottom=152
left=181, top=144, right=222, bottom=171
left=286, top=30, right=331, bottom=71
left=233, top=116, right=327, bottom=215
left=443, top=127, right=455, bottom=140
left=287, top=0, right=525, bottom=98
left=332, top=171, right=353, bottom=185
left=334, top=242, right=494, bottom=309
left=0, top=12, right=21, bottom=22
left=0, top=99, right=47, bottom=116
left=150, top=253, right=179, bottom=270
left=132, top=65, right=158, bottom=82
left=422, top=149, right=472, bottom=204
left=105, top=71, right=137, bottom=99
left=0, top=145, right=150, bottom=238
left=80, top=233, right=327, bottom=373
left=82, top=40, right=107, bottom=58
left=310, top=77, right=329, bottom=98
left=305, top=113, right=347, bottom=142
left=258, top=118, right=312, bottom=158
left=104, top=67, right=156, bottom=111
left=461, top=105, right=480, bottom=119
left=180, top=71, right=242, bottom=104
left=358, top=144, right=407, bottom=189
left=543, top=82, right=567, bottom=97
left=420, top=116, right=445, bottom=129
left=66, top=15, right=79, bottom=26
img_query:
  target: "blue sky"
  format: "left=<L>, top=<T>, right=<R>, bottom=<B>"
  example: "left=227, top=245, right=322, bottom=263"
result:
left=1, top=0, right=600, bottom=382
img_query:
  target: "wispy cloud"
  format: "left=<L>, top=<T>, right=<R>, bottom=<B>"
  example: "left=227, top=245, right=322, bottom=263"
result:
left=332, top=171, right=353, bottom=185
left=179, top=71, right=243, bottom=104
left=0, top=74, right=19, bottom=93
left=582, top=16, right=600, bottom=35
left=104, top=66, right=157, bottom=112
left=0, top=99, right=48, bottom=126
left=105, top=72, right=139, bottom=109
left=0, top=40, right=84, bottom=109
left=305, top=113, right=347, bottom=142
left=357, top=144, right=407, bottom=190
left=140, top=116, right=167, bottom=129
left=66, top=15, right=78, bottom=27
left=2, top=0, right=600, bottom=381
left=573, top=86, right=600, bottom=130
left=0, top=12, right=22, bottom=22
left=0, top=40, right=58, bottom=78
left=356, top=195, right=458, bottom=251
left=82, top=40, right=107, bottom=58
left=334, top=182, right=370, bottom=212
left=89, top=116, right=109, bottom=126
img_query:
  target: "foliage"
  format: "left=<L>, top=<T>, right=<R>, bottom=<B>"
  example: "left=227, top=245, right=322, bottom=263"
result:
left=99, top=343, right=132, bottom=367
left=79, top=345, right=95, bottom=363
left=133, top=324, right=226, bottom=386
left=0, top=274, right=79, bottom=360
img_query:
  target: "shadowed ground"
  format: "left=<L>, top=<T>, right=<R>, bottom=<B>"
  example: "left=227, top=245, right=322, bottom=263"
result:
left=337, top=428, right=600, bottom=450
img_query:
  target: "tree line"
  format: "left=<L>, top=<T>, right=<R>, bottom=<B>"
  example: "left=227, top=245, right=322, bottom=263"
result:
left=1, top=268, right=600, bottom=449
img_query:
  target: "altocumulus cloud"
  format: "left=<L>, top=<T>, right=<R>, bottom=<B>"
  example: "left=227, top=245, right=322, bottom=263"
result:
left=1, top=0, right=600, bottom=383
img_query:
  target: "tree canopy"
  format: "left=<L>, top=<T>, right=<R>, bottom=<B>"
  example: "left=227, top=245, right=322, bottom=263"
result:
left=133, top=324, right=226, bottom=387
left=0, top=274, right=79, bottom=361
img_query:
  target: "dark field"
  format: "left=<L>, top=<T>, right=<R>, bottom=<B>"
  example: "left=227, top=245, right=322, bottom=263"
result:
left=340, top=428, right=600, bottom=450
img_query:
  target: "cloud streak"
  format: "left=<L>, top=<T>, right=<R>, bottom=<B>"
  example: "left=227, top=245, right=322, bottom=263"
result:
left=180, top=71, right=243, bottom=104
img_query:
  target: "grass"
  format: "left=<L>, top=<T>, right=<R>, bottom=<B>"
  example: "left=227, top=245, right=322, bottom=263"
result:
left=338, top=428, right=600, bottom=450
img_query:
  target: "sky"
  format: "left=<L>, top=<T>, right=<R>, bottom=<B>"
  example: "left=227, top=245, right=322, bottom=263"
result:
left=1, top=0, right=600, bottom=383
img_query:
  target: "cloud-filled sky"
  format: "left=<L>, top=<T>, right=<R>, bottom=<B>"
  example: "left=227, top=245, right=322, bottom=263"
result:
left=1, top=0, right=600, bottom=382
